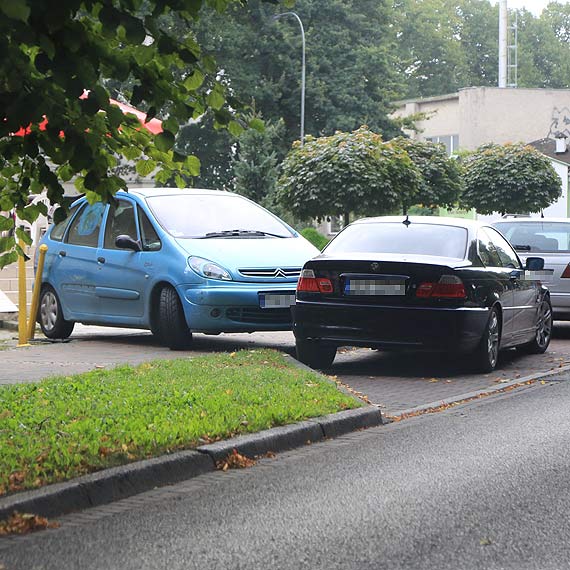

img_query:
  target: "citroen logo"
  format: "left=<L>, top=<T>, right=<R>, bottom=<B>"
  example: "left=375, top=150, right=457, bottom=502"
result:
left=275, top=268, right=286, bottom=278
left=371, top=262, right=380, bottom=272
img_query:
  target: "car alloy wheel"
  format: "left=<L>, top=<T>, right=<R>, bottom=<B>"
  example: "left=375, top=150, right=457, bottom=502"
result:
left=486, top=310, right=500, bottom=369
left=536, top=300, right=553, bottom=349
left=38, top=286, right=75, bottom=339
left=40, top=289, right=59, bottom=333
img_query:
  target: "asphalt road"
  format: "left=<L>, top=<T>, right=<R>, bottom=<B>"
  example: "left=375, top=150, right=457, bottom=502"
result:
left=2, top=377, right=570, bottom=569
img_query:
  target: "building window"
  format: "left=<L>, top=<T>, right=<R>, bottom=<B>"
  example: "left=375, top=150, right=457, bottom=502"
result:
left=328, top=216, right=343, bottom=235
left=425, top=135, right=460, bottom=156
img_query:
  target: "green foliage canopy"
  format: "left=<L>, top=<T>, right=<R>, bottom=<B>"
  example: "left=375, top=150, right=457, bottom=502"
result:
left=392, top=137, right=463, bottom=211
left=461, top=143, right=562, bottom=215
left=276, top=127, right=420, bottom=223
left=0, top=0, right=287, bottom=265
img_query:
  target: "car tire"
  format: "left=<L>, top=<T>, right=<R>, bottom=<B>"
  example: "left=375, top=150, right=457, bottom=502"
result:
left=38, top=285, right=75, bottom=340
left=295, top=339, right=336, bottom=370
left=471, top=307, right=500, bottom=373
left=517, top=299, right=553, bottom=355
left=158, top=285, right=192, bottom=350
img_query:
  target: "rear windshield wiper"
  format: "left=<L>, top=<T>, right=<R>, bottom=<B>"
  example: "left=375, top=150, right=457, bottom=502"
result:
left=513, top=244, right=532, bottom=251
left=200, top=229, right=288, bottom=239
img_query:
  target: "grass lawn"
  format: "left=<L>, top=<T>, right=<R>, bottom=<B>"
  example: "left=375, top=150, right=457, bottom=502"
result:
left=0, top=349, right=360, bottom=495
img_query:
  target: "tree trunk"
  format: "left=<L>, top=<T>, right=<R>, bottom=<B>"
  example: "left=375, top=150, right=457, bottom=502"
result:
left=343, top=212, right=350, bottom=227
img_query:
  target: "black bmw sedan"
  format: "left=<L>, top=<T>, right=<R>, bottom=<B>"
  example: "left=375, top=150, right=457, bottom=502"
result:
left=292, top=216, right=552, bottom=372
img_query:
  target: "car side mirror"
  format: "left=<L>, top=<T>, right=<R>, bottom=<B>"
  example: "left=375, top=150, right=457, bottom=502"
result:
left=525, top=257, right=544, bottom=271
left=115, top=234, right=141, bottom=252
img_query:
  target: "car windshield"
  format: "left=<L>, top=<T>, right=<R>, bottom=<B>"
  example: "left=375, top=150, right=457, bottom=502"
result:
left=146, top=194, right=294, bottom=239
left=493, top=221, right=570, bottom=253
left=324, top=221, right=468, bottom=259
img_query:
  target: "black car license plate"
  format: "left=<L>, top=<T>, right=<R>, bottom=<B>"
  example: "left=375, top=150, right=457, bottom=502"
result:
left=344, top=278, right=406, bottom=296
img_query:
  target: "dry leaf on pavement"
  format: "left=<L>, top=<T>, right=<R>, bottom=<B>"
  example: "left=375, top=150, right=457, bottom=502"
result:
left=216, top=449, right=256, bottom=471
left=0, top=512, right=59, bottom=535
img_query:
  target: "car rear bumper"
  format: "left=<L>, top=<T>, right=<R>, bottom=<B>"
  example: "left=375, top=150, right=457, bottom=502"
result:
left=551, top=292, right=570, bottom=320
left=292, top=301, right=491, bottom=353
left=177, top=282, right=296, bottom=332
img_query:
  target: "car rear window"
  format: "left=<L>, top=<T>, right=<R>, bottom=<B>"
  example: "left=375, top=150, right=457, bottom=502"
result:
left=146, top=194, right=294, bottom=239
left=324, top=222, right=468, bottom=259
left=493, top=221, right=570, bottom=253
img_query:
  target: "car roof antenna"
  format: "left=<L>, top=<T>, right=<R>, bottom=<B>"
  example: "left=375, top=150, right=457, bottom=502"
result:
left=402, top=214, right=411, bottom=227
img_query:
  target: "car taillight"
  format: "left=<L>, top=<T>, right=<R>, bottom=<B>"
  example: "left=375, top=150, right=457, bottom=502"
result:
left=561, top=264, right=570, bottom=278
left=416, top=275, right=466, bottom=299
left=297, top=269, right=333, bottom=293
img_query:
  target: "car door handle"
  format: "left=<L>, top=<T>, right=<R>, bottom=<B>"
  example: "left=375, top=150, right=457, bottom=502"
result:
left=97, top=257, right=106, bottom=264
left=58, top=250, right=66, bottom=257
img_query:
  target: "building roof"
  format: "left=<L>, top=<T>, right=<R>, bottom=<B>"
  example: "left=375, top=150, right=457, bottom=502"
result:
left=528, top=138, right=570, bottom=166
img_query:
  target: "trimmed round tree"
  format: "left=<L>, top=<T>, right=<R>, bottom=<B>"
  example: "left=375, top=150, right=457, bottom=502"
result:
left=391, top=137, right=463, bottom=212
left=461, top=143, right=562, bottom=215
left=276, top=126, right=420, bottom=225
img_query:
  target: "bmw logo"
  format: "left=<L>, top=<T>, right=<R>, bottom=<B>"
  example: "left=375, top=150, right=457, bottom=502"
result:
left=371, top=262, right=380, bottom=271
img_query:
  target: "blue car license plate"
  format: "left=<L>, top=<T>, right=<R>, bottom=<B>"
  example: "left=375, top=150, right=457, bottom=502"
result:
left=259, top=293, right=296, bottom=308
left=344, top=278, right=406, bottom=296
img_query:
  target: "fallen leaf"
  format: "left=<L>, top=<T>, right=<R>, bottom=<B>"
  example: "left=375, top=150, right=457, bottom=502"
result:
left=8, top=471, right=27, bottom=492
left=229, top=352, right=237, bottom=357
left=216, top=449, right=256, bottom=471
left=479, top=537, right=493, bottom=546
left=0, top=512, right=59, bottom=536
left=429, top=378, right=439, bottom=383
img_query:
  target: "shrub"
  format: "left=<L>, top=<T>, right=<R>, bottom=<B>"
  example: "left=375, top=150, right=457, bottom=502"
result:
left=301, top=228, right=330, bottom=251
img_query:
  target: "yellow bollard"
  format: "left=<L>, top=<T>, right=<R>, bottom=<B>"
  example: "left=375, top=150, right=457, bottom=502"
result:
left=27, top=244, right=48, bottom=341
left=17, top=239, right=30, bottom=347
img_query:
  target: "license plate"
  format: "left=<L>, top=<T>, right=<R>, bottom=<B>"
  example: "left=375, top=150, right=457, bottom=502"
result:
left=344, top=278, right=406, bottom=296
left=259, top=293, right=296, bottom=308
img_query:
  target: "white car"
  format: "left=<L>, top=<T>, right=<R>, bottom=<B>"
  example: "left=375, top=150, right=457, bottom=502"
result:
left=493, top=218, right=570, bottom=320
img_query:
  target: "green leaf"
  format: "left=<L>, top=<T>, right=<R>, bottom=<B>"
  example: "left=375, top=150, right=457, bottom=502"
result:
left=175, top=174, right=186, bottom=188
left=207, top=89, right=225, bottom=111
left=122, top=146, right=142, bottom=161
left=0, top=251, right=18, bottom=269
left=185, top=155, right=201, bottom=177
left=0, top=0, right=30, bottom=22
left=184, top=70, right=205, bottom=92
left=228, top=121, right=244, bottom=137
left=136, top=159, right=157, bottom=177
left=155, top=131, right=175, bottom=152
left=249, top=118, right=265, bottom=133
left=0, top=215, right=14, bottom=232
left=15, top=227, right=33, bottom=246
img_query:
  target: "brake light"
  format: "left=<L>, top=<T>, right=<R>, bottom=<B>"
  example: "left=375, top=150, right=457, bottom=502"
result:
left=561, top=264, right=570, bottom=278
left=297, top=269, right=333, bottom=293
left=416, top=275, right=466, bottom=299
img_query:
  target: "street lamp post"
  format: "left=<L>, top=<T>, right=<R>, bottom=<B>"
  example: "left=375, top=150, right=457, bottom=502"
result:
left=273, top=12, right=305, bottom=145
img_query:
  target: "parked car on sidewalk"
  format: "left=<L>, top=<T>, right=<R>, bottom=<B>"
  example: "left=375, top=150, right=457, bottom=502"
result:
left=292, top=216, right=552, bottom=372
left=492, top=218, right=570, bottom=320
left=36, top=188, right=318, bottom=349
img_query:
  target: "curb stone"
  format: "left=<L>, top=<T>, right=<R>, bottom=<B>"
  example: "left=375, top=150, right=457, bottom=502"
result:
left=384, top=364, right=570, bottom=421
left=0, top=406, right=382, bottom=522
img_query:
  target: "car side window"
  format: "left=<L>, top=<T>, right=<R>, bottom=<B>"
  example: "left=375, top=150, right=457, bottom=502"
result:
left=477, top=229, right=502, bottom=267
left=66, top=202, right=105, bottom=248
left=50, top=208, right=77, bottom=242
left=485, top=227, right=522, bottom=269
left=138, top=208, right=161, bottom=251
left=104, top=201, right=138, bottom=250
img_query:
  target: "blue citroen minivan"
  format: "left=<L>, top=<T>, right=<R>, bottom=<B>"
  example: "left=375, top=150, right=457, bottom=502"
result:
left=36, top=188, right=318, bottom=349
